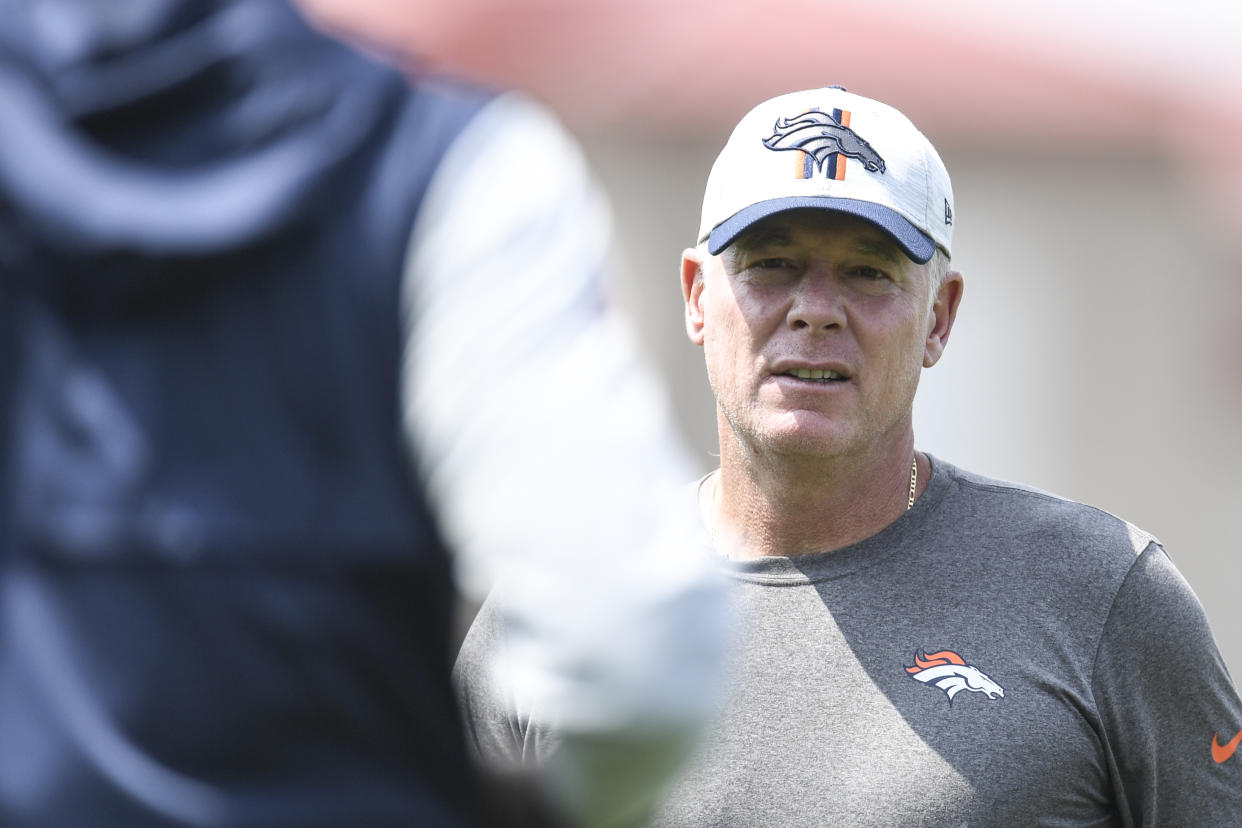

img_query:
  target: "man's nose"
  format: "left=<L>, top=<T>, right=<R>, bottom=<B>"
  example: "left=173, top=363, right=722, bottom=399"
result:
left=787, top=273, right=845, bottom=333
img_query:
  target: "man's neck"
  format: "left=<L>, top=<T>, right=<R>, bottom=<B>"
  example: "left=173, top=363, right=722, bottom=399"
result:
left=708, top=435, right=923, bottom=560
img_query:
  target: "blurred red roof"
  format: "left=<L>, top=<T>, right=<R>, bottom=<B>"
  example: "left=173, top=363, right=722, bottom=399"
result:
left=295, top=0, right=1242, bottom=226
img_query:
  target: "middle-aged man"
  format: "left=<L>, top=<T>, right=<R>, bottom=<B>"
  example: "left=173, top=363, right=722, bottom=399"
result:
left=455, top=86, right=1242, bottom=825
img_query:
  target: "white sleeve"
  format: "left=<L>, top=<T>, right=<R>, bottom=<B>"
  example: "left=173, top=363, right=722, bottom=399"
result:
left=399, top=92, right=729, bottom=826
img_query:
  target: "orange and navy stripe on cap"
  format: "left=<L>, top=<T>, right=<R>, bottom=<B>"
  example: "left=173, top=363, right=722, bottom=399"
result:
left=794, top=108, right=852, bottom=180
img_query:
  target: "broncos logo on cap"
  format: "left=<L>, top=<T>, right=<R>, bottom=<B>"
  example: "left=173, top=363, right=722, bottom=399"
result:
left=763, top=110, right=886, bottom=174
left=906, top=649, right=1004, bottom=705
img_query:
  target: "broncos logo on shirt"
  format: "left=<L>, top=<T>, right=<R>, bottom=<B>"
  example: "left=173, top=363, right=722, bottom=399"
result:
left=762, top=110, right=886, bottom=174
left=906, top=649, right=1004, bottom=704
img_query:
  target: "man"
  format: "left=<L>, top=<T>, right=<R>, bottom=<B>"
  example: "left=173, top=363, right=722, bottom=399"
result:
left=0, top=1, right=726, bottom=826
left=455, top=86, right=1242, bottom=825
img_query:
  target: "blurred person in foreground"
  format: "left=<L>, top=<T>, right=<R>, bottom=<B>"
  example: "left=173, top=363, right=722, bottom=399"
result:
left=455, top=86, right=1242, bottom=825
left=0, top=1, right=728, bottom=825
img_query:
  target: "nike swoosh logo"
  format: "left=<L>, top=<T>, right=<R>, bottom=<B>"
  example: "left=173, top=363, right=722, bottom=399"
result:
left=1211, top=729, right=1242, bottom=764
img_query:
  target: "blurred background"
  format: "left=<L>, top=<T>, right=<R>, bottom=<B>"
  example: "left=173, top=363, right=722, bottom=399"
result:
left=297, top=0, right=1242, bottom=675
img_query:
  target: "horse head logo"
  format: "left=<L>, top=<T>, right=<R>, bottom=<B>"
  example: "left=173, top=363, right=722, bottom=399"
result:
left=762, top=110, right=886, bottom=174
left=906, top=649, right=1004, bottom=705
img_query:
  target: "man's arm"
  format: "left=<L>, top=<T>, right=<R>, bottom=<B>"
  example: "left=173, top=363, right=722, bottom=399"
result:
left=400, top=91, right=728, bottom=827
left=1092, top=541, right=1242, bottom=824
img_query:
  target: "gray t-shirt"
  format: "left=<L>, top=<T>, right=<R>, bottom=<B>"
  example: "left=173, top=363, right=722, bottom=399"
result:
left=454, top=456, right=1242, bottom=826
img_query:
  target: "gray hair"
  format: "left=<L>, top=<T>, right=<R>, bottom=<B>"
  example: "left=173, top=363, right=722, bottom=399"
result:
left=925, top=248, right=950, bottom=312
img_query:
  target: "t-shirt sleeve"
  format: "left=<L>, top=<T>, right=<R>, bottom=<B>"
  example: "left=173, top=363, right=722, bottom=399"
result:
left=453, top=593, right=546, bottom=767
left=1092, top=542, right=1242, bottom=825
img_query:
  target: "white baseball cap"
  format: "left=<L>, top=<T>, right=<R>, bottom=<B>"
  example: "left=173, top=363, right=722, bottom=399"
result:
left=698, top=86, right=953, bottom=263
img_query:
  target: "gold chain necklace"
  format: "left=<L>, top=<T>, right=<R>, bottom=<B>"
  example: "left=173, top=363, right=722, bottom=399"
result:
left=907, top=456, right=918, bottom=511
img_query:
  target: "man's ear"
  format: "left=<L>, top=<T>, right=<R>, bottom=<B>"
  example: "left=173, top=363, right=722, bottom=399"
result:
left=924, top=270, right=964, bottom=368
left=681, top=248, right=706, bottom=346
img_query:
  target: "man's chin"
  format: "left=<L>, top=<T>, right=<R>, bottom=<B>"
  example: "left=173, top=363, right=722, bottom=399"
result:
left=753, top=416, right=854, bottom=458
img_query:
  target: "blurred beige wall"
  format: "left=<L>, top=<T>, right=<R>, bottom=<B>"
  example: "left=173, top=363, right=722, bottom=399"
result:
left=588, top=136, right=1242, bottom=678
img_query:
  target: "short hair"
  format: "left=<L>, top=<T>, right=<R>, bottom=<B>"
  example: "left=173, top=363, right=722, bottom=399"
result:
left=926, top=248, right=950, bottom=311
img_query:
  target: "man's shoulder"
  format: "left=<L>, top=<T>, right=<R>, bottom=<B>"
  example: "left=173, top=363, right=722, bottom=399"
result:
left=931, top=456, right=1161, bottom=563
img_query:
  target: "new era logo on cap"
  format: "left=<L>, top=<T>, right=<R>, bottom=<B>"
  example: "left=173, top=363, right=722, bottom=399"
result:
left=698, top=87, right=954, bottom=264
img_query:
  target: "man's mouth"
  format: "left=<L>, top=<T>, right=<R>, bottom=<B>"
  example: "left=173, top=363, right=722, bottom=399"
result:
left=783, top=368, right=846, bottom=382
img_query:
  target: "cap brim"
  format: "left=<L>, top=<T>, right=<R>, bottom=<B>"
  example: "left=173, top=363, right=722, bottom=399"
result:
left=706, top=197, right=936, bottom=263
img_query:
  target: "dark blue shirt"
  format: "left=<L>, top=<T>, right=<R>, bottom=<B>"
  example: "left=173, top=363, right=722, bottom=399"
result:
left=0, top=2, right=491, bottom=824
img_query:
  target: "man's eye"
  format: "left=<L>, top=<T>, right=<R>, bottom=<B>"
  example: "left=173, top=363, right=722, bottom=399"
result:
left=851, top=266, right=888, bottom=280
left=753, top=258, right=791, bottom=270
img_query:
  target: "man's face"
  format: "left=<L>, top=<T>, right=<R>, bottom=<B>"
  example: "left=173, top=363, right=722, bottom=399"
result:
left=682, top=209, right=960, bottom=463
